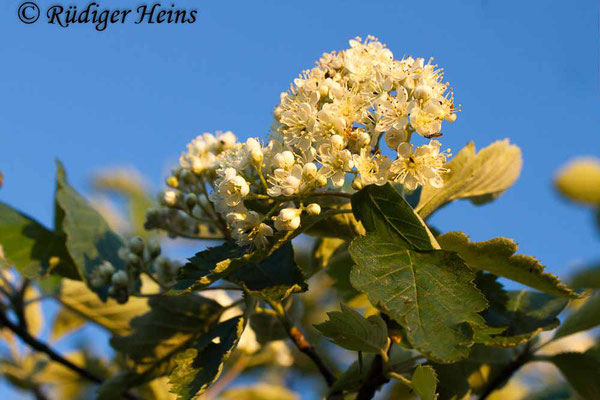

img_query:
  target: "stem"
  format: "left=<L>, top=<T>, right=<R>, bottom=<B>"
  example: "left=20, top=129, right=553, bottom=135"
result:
left=356, top=354, right=388, bottom=400
left=268, top=300, right=336, bottom=386
left=478, top=345, right=532, bottom=400
left=0, top=310, right=142, bottom=400
left=388, top=371, right=411, bottom=386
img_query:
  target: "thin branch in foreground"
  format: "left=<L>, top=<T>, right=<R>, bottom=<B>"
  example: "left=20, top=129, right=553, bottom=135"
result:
left=0, top=310, right=142, bottom=400
left=268, top=300, right=336, bottom=386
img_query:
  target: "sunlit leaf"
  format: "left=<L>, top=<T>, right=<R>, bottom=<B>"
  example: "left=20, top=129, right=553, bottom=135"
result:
left=352, top=183, right=437, bottom=250
left=437, top=232, right=577, bottom=298
left=554, top=157, right=600, bottom=205
left=168, top=317, right=245, bottom=400
left=51, top=278, right=149, bottom=341
left=0, top=201, right=77, bottom=279
left=350, top=233, right=487, bottom=362
left=416, top=140, right=522, bottom=218
left=54, top=161, right=128, bottom=300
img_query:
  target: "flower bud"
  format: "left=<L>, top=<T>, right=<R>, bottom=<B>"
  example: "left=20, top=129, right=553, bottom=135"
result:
left=128, top=237, right=144, bottom=255
left=98, top=261, right=115, bottom=278
left=352, top=177, right=364, bottom=190
left=331, top=134, right=345, bottom=150
left=302, top=163, right=317, bottom=179
left=185, top=193, right=198, bottom=209
left=414, top=84, right=433, bottom=100
left=306, top=203, right=321, bottom=216
left=166, top=176, right=179, bottom=188
left=357, top=131, right=371, bottom=148
left=127, top=253, right=141, bottom=266
left=316, top=175, right=328, bottom=187
left=111, top=270, right=128, bottom=288
left=146, top=238, right=161, bottom=258
left=161, top=190, right=178, bottom=207
left=273, top=207, right=301, bottom=231
left=251, top=148, right=263, bottom=166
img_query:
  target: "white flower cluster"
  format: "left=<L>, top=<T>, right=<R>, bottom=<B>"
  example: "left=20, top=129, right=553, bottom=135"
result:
left=151, top=37, right=456, bottom=249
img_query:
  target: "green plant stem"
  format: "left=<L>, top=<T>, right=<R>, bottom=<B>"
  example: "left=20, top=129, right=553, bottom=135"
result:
left=0, top=310, right=142, bottom=400
left=268, top=300, right=336, bottom=386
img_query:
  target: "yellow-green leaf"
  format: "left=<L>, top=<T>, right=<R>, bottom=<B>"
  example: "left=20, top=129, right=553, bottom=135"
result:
left=554, top=157, right=600, bottom=205
left=51, top=278, right=149, bottom=341
left=416, top=140, right=522, bottom=218
left=437, top=232, right=577, bottom=298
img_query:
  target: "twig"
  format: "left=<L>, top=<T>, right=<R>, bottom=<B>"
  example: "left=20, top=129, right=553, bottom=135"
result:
left=268, top=300, right=336, bottom=386
left=478, top=345, right=532, bottom=400
left=356, top=354, right=388, bottom=400
left=0, top=310, right=142, bottom=400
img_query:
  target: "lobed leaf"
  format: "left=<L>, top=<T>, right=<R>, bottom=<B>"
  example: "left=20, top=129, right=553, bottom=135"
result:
left=553, top=292, right=600, bottom=341
left=550, top=348, right=600, bottom=399
left=168, top=317, right=245, bottom=400
left=0, top=201, right=77, bottom=279
left=108, top=294, right=223, bottom=393
left=54, top=160, right=128, bottom=300
left=475, top=273, right=567, bottom=347
left=314, top=303, right=388, bottom=353
left=437, top=231, right=577, bottom=298
left=51, top=278, right=150, bottom=341
left=416, top=140, right=522, bottom=218
left=410, top=365, right=439, bottom=400
left=349, top=233, right=487, bottom=363
left=351, top=183, right=438, bottom=250
left=175, top=242, right=306, bottom=301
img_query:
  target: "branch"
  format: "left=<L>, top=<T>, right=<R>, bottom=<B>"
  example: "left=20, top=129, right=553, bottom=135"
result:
left=268, top=300, right=336, bottom=386
left=355, top=354, right=389, bottom=400
left=478, top=345, right=532, bottom=400
left=0, top=310, right=142, bottom=400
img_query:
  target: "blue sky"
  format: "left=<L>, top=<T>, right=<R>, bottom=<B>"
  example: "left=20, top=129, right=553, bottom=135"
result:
left=1, top=0, right=599, bottom=397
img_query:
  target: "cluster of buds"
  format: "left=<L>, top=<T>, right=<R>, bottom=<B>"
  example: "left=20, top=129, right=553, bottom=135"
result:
left=148, top=36, right=456, bottom=250
left=92, top=237, right=181, bottom=302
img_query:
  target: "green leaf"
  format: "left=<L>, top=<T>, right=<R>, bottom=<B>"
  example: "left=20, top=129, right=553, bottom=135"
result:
left=176, top=242, right=307, bottom=301
left=351, top=183, right=438, bottom=250
left=314, top=304, right=388, bottom=353
left=219, top=384, right=299, bottom=400
left=325, top=242, right=362, bottom=302
left=416, top=140, right=522, bottom=218
left=349, top=233, right=487, bottom=362
left=168, top=316, right=245, bottom=400
left=411, top=365, right=438, bottom=400
left=437, top=232, right=577, bottom=298
left=51, top=278, right=150, bottom=341
left=0, top=201, right=77, bottom=279
left=476, top=273, right=567, bottom=347
left=54, top=161, right=128, bottom=299
left=553, top=292, right=600, bottom=341
left=227, top=242, right=307, bottom=301
left=110, top=294, right=223, bottom=380
left=554, top=158, right=600, bottom=205
left=550, top=348, right=600, bottom=399
left=570, top=265, right=600, bottom=289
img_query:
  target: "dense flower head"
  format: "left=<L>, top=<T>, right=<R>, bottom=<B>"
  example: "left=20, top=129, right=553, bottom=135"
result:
left=149, top=36, right=456, bottom=250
